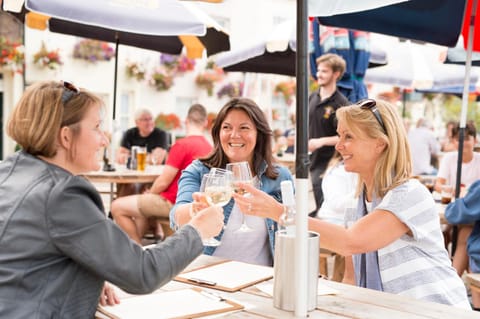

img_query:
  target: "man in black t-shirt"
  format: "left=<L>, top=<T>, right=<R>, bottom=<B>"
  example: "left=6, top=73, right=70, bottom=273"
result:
left=115, top=108, right=169, bottom=198
left=116, top=108, right=169, bottom=166
left=308, top=53, right=349, bottom=215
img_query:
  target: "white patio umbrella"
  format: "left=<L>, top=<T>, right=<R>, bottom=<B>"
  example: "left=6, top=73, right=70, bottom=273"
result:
left=365, top=38, right=478, bottom=90
left=19, top=0, right=229, bottom=120
left=25, top=0, right=207, bottom=36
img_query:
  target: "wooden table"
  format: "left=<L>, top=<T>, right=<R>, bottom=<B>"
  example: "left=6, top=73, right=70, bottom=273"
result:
left=97, top=255, right=477, bottom=319
left=83, top=165, right=163, bottom=202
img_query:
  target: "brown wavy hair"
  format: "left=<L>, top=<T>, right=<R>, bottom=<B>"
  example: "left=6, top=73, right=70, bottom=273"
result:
left=200, top=97, right=278, bottom=179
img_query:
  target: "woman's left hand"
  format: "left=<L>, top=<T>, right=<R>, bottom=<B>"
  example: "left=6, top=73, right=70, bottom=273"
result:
left=232, top=182, right=283, bottom=222
left=99, top=282, right=120, bottom=306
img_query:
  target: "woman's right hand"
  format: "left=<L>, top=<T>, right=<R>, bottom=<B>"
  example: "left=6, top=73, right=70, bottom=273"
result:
left=188, top=205, right=224, bottom=240
left=191, top=192, right=210, bottom=216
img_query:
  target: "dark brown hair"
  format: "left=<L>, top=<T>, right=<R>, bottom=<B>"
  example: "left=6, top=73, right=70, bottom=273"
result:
left=200, top=98, right=278, bottom=179
left=452, top=121, right=477, bottom=139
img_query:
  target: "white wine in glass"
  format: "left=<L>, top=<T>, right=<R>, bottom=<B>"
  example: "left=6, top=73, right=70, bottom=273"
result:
left=195, top=173, right=232, bottom=246
left=226, top=161, right=254, bottom=232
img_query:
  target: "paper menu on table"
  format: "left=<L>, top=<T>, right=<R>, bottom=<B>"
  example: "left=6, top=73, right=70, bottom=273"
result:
left=97, top=288, right=243, bottom=319
left=175, top=260, right=274, bottom=292
left=255, top=279, right=339, bottom=297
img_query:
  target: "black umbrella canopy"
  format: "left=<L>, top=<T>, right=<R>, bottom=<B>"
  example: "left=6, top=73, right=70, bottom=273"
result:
left=48, top=18, right=229, bottom=58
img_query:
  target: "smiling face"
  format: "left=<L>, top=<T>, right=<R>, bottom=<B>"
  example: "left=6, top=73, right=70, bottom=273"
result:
left=69, top=103, right=109, bottom=174
left=219, top=109, right=257, bottom=165
left=335, top=119, right=385, bottom=183
left=316, top=63, right=337, bottom=87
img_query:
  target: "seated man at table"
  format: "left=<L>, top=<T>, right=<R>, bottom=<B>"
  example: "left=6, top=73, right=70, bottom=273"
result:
left=115, top=108, right=169, bottom=166
left=111, top=104, right=212, bottom=244
left=115, top=108, right=169, bottom=197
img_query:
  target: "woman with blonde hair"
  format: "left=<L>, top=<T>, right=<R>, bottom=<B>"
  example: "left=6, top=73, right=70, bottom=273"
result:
left=236, top=99, right=470, bottom=308
left=0, top=81, right=224, bottom=318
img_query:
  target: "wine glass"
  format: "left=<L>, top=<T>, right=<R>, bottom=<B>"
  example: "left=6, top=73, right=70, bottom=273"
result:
left=192, top=173, right=232, bottom=246
left=226, top=161, right=254, bottom=232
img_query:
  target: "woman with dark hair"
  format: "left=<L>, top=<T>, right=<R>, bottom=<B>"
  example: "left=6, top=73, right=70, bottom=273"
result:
left=170, top=97, right=293, bottom=266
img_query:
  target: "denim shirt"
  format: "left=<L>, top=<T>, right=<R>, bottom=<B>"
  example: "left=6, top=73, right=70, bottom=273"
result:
left=170, top=159, right=294, bottom=256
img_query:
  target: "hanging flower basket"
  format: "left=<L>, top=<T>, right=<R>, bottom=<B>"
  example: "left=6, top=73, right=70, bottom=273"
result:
left=159, top=53, right=179, bottom=71
left=274, top=80, right=296, bottom=105
left=148, top=68, right=174, bottom=91
left=73, top=39, right=115, bottom=63
left=33, top=42, right=63, bottom=70
left=176, top=55, right=196, bottom=73
left=159, top=53, right=196, bottom=74
left=217, top=81, right=243, bottom=99
left=155, top=113, right=181, bottom=131
left=125, top=61, right=146, bottom=81
left=196, top=63, right=224, bottom=96
left=0, top=36, right=24, bottom=73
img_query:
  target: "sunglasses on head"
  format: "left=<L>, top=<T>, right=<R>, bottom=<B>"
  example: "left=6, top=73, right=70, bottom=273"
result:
left=61, top=80, right=80, bottom=104
left=357, top=99, right=387, bottom=135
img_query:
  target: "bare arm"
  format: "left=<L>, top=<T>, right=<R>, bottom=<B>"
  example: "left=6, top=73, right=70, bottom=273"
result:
left=308, top=135, right=339, bottom=153
left=308, top=209, right=409, bottom=255
left=434, top=177, right=446, bottom=193
left=237, top=182, right=409, bottom=256
left=149, top=165, right=178, bottom=194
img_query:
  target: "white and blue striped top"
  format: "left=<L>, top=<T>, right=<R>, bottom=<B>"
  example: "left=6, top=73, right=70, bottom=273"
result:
left=347, top=179, right=470, bottom=309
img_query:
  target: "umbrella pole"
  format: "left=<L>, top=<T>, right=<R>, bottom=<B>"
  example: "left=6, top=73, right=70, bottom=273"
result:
left=456, top=0, right=477, bottom=199
left=294, top=0, right=310, bottom=317
left=112, top=34, right=119, bottom=121
left=452, top=0, right=478, bottom=258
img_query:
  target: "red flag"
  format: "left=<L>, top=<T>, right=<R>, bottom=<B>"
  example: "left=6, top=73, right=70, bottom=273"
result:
left=462, top=0, right=480, bottom=52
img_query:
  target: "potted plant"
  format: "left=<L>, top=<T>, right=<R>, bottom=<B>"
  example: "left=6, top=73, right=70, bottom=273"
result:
left=73, top=39, right=115, bottom=63
left=33, top=41, right=63, bottom=70
left=0, top=36, right=24, bottom=73
left=125, top=61, right=146, bottom=81
left=148, top=67, right=174, bottom=91
left=274, top=80, right=296, bottom=105
left=217, top=81, right=243, bottom=99
left=155, top=113, right=181, bottom=131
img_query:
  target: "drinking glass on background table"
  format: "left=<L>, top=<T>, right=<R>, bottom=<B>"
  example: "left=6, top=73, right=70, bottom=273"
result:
left=441, top=184, right=453, bottom=204
left=136, top=146, right=147, bottom=171
left=226, top=161, right=254, bottom=232
left=421, top=176, right=435, bottom=193
left=191, top=173, right=233, bottom=246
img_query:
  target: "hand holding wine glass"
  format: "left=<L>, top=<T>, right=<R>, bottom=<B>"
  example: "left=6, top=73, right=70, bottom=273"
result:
left=226, top=161, right=254, bottom=232
left=191, top=173, right=233, bottom=246
left=188, top=205, right=224, bottom=242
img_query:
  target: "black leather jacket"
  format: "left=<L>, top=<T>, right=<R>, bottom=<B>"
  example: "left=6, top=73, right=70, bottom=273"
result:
left=0, top=151, right=203, bottom=318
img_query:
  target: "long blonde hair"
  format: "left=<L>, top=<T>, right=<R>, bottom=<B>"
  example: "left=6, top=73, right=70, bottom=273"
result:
left=336, top=99, right=412, bottom=198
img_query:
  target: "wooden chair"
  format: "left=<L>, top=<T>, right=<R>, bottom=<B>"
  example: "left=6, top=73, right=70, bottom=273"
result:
left=319, top=248, right=345, bottom=282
